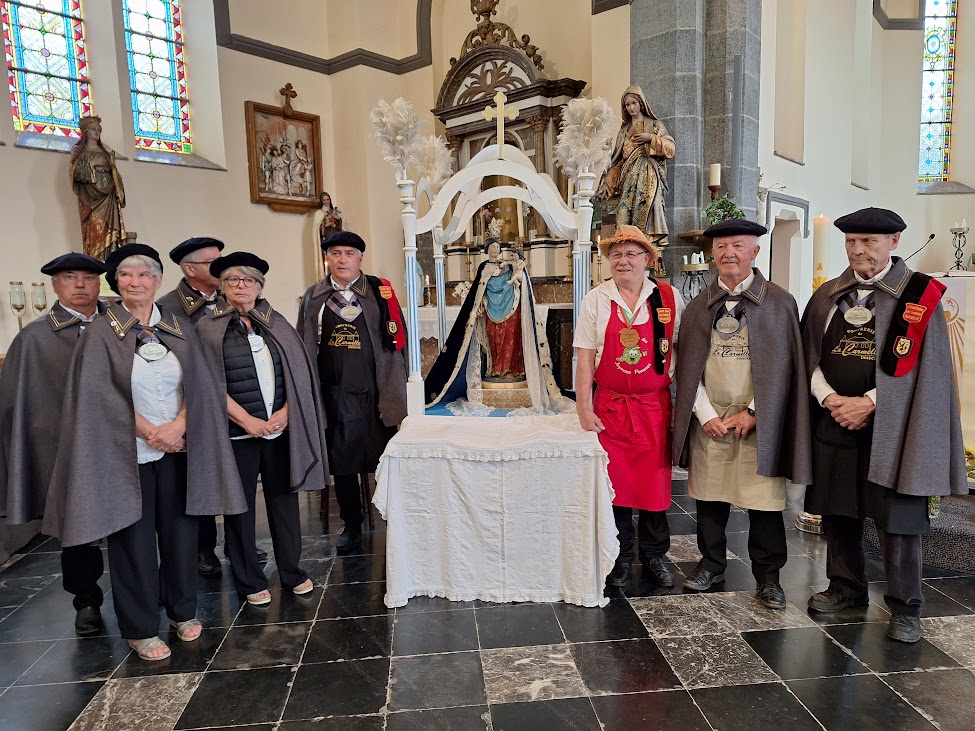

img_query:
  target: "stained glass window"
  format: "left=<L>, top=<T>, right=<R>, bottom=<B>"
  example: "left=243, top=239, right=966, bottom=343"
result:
left=122, top=0, right=191, bottom=153
left=919, top=0, right=958, bottom=182
left=0, top=0, right=91, bottom=137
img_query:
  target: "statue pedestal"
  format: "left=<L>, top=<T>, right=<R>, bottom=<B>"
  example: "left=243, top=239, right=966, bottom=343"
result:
left=482, top=380, right=533, bottom=409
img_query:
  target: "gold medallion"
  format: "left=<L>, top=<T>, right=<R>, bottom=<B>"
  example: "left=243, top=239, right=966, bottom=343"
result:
left=619, top=327, right=640, bottom=348
left=844, top=305, right=873, bottom=326
left=716, top=316, right=740, bottom=334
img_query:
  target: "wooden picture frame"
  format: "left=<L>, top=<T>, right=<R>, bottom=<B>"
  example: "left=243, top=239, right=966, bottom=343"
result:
left=244, top=100, right=323, bottom=214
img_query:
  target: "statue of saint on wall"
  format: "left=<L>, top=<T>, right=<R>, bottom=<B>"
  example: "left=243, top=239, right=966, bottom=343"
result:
left=597, top=85, right=676, bottom=246
left=68, top=116, right=126, bottom=260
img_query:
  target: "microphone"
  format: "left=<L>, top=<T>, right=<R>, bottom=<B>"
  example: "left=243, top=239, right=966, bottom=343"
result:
left=904, top=233, right=936, bottom=262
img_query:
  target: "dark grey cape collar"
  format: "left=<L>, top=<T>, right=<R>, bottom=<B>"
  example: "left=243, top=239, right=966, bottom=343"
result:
left=211, top=298, right=274, bottom=326
left=47, top=300, right=106, bottom=332
left=175, top=278, right=220, bottom=317
left=705, top=268, right=768, bottom=307
left=309, top=275, right=368, bottom=299
left=104, top=302, right=186, bottom=340
left=828, top=256, right=910, bottom=299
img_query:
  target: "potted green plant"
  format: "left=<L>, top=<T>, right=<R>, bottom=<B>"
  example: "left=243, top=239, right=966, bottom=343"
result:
left=703, top=194, right=745, bottom=226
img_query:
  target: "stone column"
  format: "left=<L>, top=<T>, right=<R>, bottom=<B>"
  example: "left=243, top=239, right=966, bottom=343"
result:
left=526, top=114, right=550, bottom=238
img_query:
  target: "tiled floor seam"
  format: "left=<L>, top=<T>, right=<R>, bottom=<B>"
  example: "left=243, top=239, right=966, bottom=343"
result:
left=382, top=589, right=397, bottom=728
left=273, top=584, right=327, bottom=725
left=872, top=671, right=942, bottom=727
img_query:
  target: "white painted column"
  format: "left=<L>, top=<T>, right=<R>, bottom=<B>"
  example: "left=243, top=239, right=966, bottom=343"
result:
left=398, top=178, right=425, bottom=416
left=433, top=224, right=448, bottom=345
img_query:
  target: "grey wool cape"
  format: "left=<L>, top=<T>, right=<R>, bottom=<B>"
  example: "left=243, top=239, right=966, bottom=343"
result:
left=672, top=269, right=813, bottom=484
left=296, top=275, right=408, bottom=428
left=157, top=278, right=221, bottom=323
left=42, top=302, right=248, bottom=547
left=196, top=298, right=329, bottom=492
left=0, top=301, right=105, bottom=524
left=801, top=257, right=967, bottom=497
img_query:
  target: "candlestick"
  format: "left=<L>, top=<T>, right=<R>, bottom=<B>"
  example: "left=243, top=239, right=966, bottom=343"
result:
left=31, top=282, right=47, bottom=316
left=516, top=199, right=525, bottom=238
left=813, top=214, right=830, bottom=292
left=9, top=281, right=26, bottom=331
left=709, top=163, right=721, bottom=187
left=708, top=184, right=721, bottom=201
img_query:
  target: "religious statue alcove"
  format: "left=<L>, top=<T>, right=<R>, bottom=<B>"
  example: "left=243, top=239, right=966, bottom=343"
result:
left=433, top=0, right=585, bottom=299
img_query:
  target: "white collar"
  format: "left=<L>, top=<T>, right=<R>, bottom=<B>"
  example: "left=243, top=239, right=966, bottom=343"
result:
left=331, top=275, right=360, bottom=292
left=854, top=258, right=893, bottom=285
left=603, top=276, right=656, bottom=315
left=718, top=270, right=755, bottom=296
left=122, top=302, right=161, bottom=326
left=59, top=302, right=98, bottom=323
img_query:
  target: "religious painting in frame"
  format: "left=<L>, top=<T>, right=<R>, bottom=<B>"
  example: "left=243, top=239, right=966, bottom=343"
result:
left=244, top=100, right=323, bottom=213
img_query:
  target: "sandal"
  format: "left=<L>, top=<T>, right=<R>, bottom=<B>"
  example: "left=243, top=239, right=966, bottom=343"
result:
left=292, top=579, right=314, bottom=595
left=247, top=590, right=272, bottom=606
left=169, top=618, right=202, bottom=642
left=128, top=636, right=172, bottom=661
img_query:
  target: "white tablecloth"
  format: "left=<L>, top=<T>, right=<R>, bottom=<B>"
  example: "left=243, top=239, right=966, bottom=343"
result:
left=417, top=304, right=570, bottom=339
left=374, top=414, right=618, bottom=608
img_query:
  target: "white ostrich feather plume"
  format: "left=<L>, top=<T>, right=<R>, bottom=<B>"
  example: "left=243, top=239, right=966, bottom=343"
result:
left=369, top=97, right=424, bottom=178
left=416, top=135, right=453, bottom=192
left=554, top=97, right=616, bottom=179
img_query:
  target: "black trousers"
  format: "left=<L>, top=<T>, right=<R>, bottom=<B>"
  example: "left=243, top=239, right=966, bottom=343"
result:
left=107, top=454, right=197, bottom=639
left=696, top=500, right=787, bottom=585
left=226, top=436, right=307, bottom=595
left=613, top=507, right=670, bottom=564
left=60, top=544, right=104, bottom=610
left=334, top=474, right=363, bottom=530
left=823, top=514, right=924, bottom=617
left=198, top=515, right=217, bottom=554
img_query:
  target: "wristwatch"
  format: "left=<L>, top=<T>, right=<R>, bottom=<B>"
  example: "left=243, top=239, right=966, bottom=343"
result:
left=746, top=407, right=756, bottom=417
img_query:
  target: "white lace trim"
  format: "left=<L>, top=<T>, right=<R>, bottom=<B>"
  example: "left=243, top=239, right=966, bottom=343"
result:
left=445, top=398, right=497, bottom=417
left=384, top=587, right=610, bottom=609
left=382, top=446, right=605, bottom=462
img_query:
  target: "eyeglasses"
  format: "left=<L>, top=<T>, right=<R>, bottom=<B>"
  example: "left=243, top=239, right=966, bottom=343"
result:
left=608, top=251, right=648, bottom=262
left=225, top=276, right=259, bottom=287
left=189, top=259, right=218, bottom=267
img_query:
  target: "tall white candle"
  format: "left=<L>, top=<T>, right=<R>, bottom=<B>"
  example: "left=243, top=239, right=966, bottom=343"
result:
left=466, top=217, right=473, bottom=242
left=813, top=214, right=830, bottom=290
left=567, top=178, right=575, bottom=207
left=516, top=199, right=525, bottom=237
left=709, top=163, right=721, bottom=187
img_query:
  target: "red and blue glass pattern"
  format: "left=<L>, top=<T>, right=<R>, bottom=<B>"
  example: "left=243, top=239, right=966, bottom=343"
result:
left=122, top=0, right=191, bottom=153
left=1, top=0, right=91, bottom=137
left=919, top=0, right=957, bottom=182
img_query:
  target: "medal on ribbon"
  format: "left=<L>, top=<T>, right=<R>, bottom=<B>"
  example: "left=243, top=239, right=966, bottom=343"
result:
left=618, top=304, right=641, bottom=348
left=138, top=342, right=167, bottom=362
left=716, top=315, right=740, bottom=334
left=844, top=305, right=873, bottom=326
left=340, top=304, right=360, bottom=321
left=247, top=333, right=265, bottom=353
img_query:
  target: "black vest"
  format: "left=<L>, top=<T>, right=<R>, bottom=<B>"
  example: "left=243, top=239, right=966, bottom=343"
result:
left=817, top=301, right=876, bottom=448
left=223, top=318, right=285, bottom=437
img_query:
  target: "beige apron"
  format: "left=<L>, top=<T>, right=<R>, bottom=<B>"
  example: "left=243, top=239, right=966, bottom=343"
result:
left=688, top=323, right=786, bottom=510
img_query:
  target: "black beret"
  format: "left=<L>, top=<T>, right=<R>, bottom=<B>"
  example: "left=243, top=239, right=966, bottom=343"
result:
left=209, top=252, right=270, bottom=278
left=322, top=230, right=366, bottom=253
left=104, top=244, right=163, bottom=295
left=40, top=252, right=105, bottom=276
left=702, top=218, right=768, bottom=239
left=169, top=236, right=225, bottom=264
left=834, top=207, right=907, bottom=234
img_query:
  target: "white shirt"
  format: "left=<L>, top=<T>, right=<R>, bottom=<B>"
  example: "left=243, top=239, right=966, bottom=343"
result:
left=809, top=258, right=892, bottom=406
left=129, top=304, right=184, bottom=464
left=573, top=276, right=685, bottom=379
left=59, top=302, right=98, bottom=332
left=317, top=275, right=362, bottom=339
left=693, top=272, right=757, bottom=425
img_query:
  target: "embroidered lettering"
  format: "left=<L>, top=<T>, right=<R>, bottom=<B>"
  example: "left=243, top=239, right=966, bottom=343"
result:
left=327, top=323, right=362, bottom=350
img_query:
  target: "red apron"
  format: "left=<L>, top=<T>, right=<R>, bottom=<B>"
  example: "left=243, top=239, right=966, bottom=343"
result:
left=594, top=296, right=674, bottom=511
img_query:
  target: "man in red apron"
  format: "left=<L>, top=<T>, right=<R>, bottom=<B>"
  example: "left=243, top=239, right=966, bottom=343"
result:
left=575, top=225, right=682, bottom=592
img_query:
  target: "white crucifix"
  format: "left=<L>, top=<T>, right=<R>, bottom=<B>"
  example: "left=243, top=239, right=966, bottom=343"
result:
left=483, top=91, right=519, bottom=158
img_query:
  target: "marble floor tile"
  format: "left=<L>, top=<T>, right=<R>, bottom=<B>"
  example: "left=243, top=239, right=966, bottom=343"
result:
left=287, top=558, right=334, bottom=587
left=871, top=581, right=974, bottom=618
left=924, top=576, right=975, bottom=611
left=329, top=555, right=386, bottom=585
left=480, top=644, right=586, bottom=704
left=654, top=632, right=779, bottom=689
left=394, top=595, right=474, bottom=614
left=175, top=666, right=294, bottom=728
left=386, top=705, right=489, bottom=730
left=922, top=614, right=975, bottom=665
left=208, top=621, right=311, bottom=670
left=0, top=680, right=103, bottom=731
left=15, top=635, right=131, bottom=684
left=824, top=622, right=960, bottom=673
left=667, top=513, right=699, bottom=536
left=233, top=586, right=324, bottom=626
left=676, top=558, right=762, bottom=592
left=775, top=554, right=829, bottom=588
left=282, top=658, right=390, bottom=719
left=706, top=590, right=818, bottom=632
left=0, top=551, right=63, bottom=579
left=787, top=675, right=935, bottom=730
left=278, top=716, right=383, bottom=731
left=0, top=575, right=57, bottom=609
left=692, top=682, right=823, bottom=730
left=474, top=603, right=565, bottom=649
left=69, top=671, right=202, bottom=731
left=192, top=590, right=244, bottom=628
left=0, top=640, right=54, bottom=686
left=0, top=607, right=13, bottom=622
left=111, top=626, right=227, bottom=678
left=570, top=638, right=682, bottom=694
left=590, top=689, right=712, bottom=731
left=743, top=626, right=869, bottom=680
left=303, top=614, right=393, bottom=662
left=552, top=599, right=648, bottom=643
left=316, top=582, right=391, bottom=620
left=392, top=607, right=478, bottom=656
left=782, top=583, right=892, bottom=625
left=389, top=651, right=486, bottom=710
left=881, top=668, right=975, bottom=731
left=629, top=593, right=735, bottom=638
left=489, top=697, right=601, bottom=730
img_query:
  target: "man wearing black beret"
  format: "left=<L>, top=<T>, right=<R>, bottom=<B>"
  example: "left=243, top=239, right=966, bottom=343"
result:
left=158, top=236, right=228, bottom=576
left=801, top=207, right=967, bottom=642
left=673, top=218, right=812, bottom=609
left=297, top=231, right=408, bottom=553
left=0, top=253, right=108, bottom=636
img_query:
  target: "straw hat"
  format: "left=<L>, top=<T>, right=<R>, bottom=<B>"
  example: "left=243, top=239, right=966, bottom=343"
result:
left=599, top=224, right=659, bottom=259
